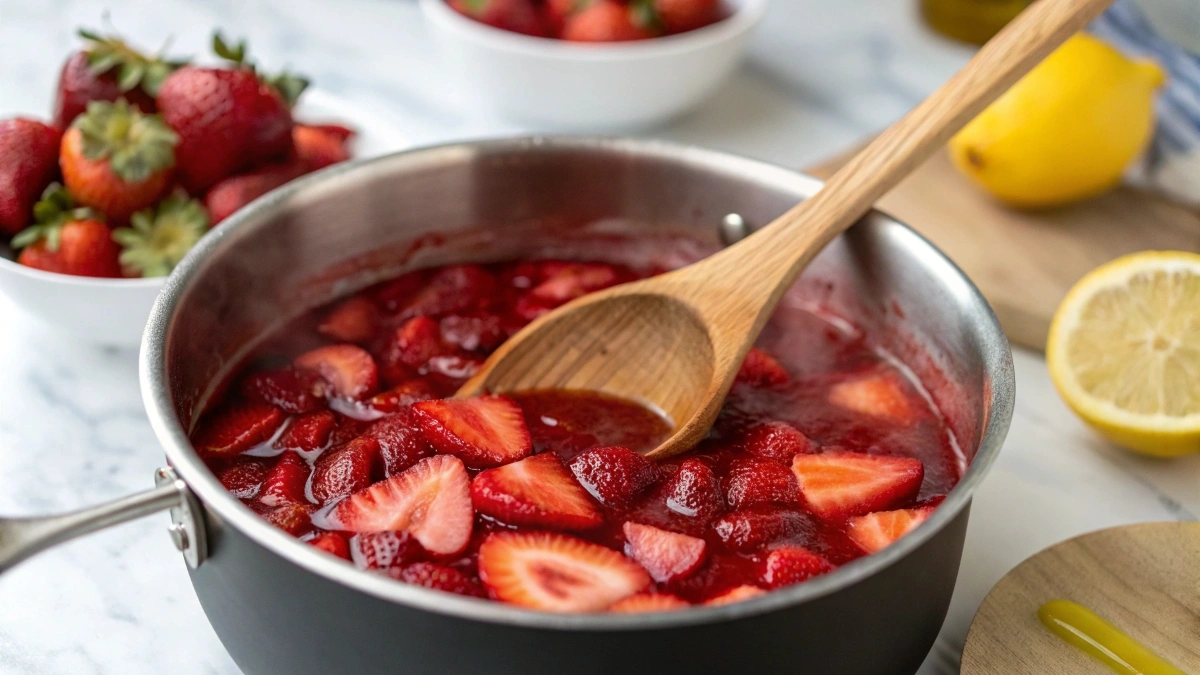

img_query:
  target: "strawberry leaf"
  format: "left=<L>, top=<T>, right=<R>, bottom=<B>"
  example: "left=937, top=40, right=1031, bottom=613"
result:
left=78, top=27, right=186, bottom=96
left=113, top=193, right=208, bottom=278
left=73, top=99, right=178, bottom=183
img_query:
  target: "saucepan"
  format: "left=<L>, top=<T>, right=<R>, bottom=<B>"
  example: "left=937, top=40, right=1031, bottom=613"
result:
left=0, top=137, right=1014, bottom=674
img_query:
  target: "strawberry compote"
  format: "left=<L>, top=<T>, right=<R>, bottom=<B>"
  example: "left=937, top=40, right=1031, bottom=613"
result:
left=192, top=258, right=964, bottom=613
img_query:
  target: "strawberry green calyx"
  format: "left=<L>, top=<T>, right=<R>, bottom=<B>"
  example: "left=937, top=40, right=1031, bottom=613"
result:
left=212, top=31, right=310, bottom=107
left=78, top=28, right=187, bottom=96
left=12, top=183, right=104, bottom=252
left=113, top=193, right=208, bottom=277
left=73, top=99, right=178, bottom=183
left=629, top=0, right=665, bottom=33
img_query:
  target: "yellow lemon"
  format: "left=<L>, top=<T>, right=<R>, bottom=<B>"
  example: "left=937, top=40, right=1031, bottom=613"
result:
left=950, top=34, right=1166, bottom=209
left=1047, top=252, right=1200, bottom=458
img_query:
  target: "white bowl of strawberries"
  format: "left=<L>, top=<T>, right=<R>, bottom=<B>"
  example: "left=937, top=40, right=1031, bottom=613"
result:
left=0, top=30, right=406, bottom=347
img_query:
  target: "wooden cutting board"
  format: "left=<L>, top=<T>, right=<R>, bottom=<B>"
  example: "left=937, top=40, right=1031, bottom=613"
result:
left=806, top=150, right=1200, bottom=352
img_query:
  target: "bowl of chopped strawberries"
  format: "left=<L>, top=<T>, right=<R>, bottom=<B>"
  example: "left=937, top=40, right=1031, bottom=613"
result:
left=419, top=0, right=769, bottom=128
left=0, top=30, right=405, bottom=346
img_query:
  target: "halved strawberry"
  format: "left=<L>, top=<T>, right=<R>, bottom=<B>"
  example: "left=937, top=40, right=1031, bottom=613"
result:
left=660, top=458, right=723, bottom=521
left=216, top=457, right=271, bottom=499
left=192, top=401, right=285, bottom=457
left=622, top=522, right=706, bottom=583
left=348, top=531, right=425, bottom=569
left=309, top=436, right=379, bottom=505
left=704, top=585, right=765, bottom=606
left=567, top=446, right=660, bottom=506
left=372, top=271, right=425, bottom=312
left=827, top=372, right=918, bottom=424
left=735, top=348, right=790, bottom=387
left=736, top=421, right=814, bottom=464
left=846, top=507, right=934, bottom=554
left=439, top=313, right=506, bottom=352
left=478, top=531, right=650, bottom=612
left=294, top=344, right=379, bottom=400
left=318, top=296, right=379, bottom=344
left=400, top=264, right=497, bottom=319
left=711, top=507, right=813, bottom=553
left=273, top=411, right=336, bottom=454
left=258, top=451, right=311, bottom=507
left=760, top=546, right=833, bottom=589
left=366, top=411, right=434, bottom=476
left=528, top=262, right=620, bottom=305
left=471, top=453, right=602, bottom=531
left=723, top=457, right=801, bottom=510
left=308, top=531, right=350, bottom=560
left=366, top=379, right=438, bottom=415
left=791, top=452, right=924, bottom=522
left=608, top=593, right=689, bottom=613
left=261, top=502, right=315, bottom=536
left=386, top=316, right=451, bottom=370
left=311, top=455, right=473, bottom=556
left=241, top=366, right=328, bottom=414
left=386, top=562, right=484, bottom=598
left=411, top=396, right=532, bottom=469
left=329, top=415, right=372, bottom=447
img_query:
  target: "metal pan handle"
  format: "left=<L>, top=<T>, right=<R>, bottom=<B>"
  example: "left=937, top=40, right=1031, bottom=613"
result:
left=0, top=467, right=206, bottom=574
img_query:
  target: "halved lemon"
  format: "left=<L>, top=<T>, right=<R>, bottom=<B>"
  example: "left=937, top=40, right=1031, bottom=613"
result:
left=1047, top=251, right=1200, bottom=457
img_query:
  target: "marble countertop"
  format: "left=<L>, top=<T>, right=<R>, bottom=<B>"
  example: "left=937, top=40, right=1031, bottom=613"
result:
left=1, top=0, right=1196, bottom=673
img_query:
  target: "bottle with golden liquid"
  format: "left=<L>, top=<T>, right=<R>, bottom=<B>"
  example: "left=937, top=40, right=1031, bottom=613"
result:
left=921, top=0, right=1033, bottom=44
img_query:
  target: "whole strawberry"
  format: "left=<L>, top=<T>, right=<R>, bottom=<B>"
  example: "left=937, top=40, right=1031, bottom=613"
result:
left=292, top=124, right=351, bottom=172
left=52, top=29, right=184, bottom=129
left=113, top=193, right=209, bottom=277
left=563, top=1, right=657, bottom=42
left=13, top=184, right=121, bottom=278
left=0, top=119, right=62, bottom=236
left=61, top=100, right=178, bottom=223
left=450, top=0, right=550, bottom=37
left=156, top=34, right=303, bottom=194
left=204, top=161, right=307, bottom=225
left=653, top=0, right=721, bottom=33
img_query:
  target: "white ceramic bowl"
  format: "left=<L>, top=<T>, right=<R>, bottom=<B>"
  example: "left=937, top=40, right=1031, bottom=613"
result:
left=419, top=0, right=768, bottom=129
left=0, top=90, right=408, bottom=347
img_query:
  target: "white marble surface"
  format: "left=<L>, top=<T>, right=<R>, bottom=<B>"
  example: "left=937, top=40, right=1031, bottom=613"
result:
left=0, top=1, right=1196, bottom=673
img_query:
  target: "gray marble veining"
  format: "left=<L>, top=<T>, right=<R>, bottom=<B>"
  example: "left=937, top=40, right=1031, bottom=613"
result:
left=1, top=0, right=1196, bottom=673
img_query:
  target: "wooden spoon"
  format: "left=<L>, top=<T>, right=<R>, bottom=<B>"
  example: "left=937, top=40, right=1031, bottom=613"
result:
left=458, top=0, right=1114, bottom=460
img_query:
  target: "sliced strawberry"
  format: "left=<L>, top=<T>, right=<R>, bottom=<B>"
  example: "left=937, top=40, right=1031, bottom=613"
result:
left=294, top=345, right=379, bottom=400
left=761, top=546, right=833, bottom=589
left=386, top=316, right=451, bottom=370
left=386, top=562, right=484, bottom=598
left=711, top=507, right=813, bottom=553
left=411, top=396, right=532, bottom=469
left=366, top=379, right=438, bottom=415
left=704, top=585, right=765, bottom=606
left=567, top=446, right=660, bottom=507
left=329, top=414, right=372, bottom=447
left=216, top=457, right=271, bottom=499
left=439, top=313, right=506, bottom=352
left=261, top=502, right=315, bottom=536
left=372, top=271, right=425, bottom=312
left=311, top=455, right=473, bottom=556
left=622, top=522, right=706, bottom=583
left=528, top=263, right=620, bottom=305
left=308, top=532, right=350, bottom=560
left=193, top=402, right=285, bottom=457
left=736, top=348, right=790, bottom=387
left=660, top=458, right=723, bottom=521
left=828, top=372, right=917, bottom=424
left=478, top=531, right=650, bottom=612
left=736, top=421, right=814, bottom=464
left=366, top=411, right=435, bottom=477
left=400, top=264, right=497, bottom=319
left=471, top=453, right=602, bottom=531
left=309, top=436, right=379, bottom=505
left=609, top=593, right=689, bottom=613
left=318, top=296, right=380, bottom=345
left=846, top=507, right=934, bottom=554
left=421, top=354, right=483, bottom=386
left=723, top=457, right=801, bottom=510
left=241, top=366, right=328, bottom=414
left=348, top=531, right=425, bottom=569
left=258, top=451, right=311, bottom=507
left=273, top=411, right=336, bottom=454
left=791, top=452, right=924, bottom=522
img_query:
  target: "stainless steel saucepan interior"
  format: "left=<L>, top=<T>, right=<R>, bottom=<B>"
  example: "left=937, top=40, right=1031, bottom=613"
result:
left=0, top=138, right=1014, bottom=675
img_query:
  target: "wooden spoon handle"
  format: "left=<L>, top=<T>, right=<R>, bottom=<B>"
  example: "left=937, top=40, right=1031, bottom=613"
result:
left=696, top=0, right=1115, bottom=310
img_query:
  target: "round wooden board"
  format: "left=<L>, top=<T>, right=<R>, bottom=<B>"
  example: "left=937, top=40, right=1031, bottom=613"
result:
left=962, top=522, right=1200, bottom=674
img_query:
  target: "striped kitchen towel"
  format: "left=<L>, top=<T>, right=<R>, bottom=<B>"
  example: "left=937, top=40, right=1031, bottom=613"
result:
left=1091, top=0, right=1200, bottom=205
